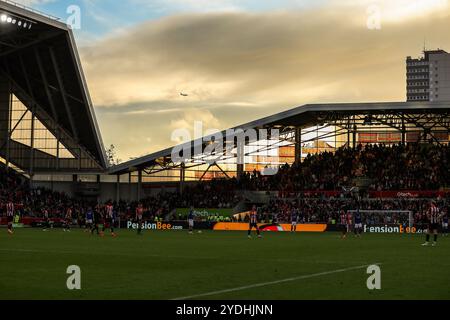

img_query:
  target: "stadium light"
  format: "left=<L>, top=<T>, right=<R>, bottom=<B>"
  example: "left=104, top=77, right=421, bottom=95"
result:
left=0, top=12, right=35, bottom=29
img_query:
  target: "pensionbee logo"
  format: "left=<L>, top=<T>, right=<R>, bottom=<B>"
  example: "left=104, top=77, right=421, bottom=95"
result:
left=127, top=221, right=183, bottom=231
left=363, top=224, right=426, bottom=234
left=399, top=225, right=426, bottom=234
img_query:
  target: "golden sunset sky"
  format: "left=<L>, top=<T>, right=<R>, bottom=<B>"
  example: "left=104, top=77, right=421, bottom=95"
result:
left=37, top=0, right=450, bottom=161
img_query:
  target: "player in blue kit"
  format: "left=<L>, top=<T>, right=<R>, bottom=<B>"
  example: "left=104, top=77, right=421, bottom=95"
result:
left=290, top=208, right=299, bottom=232
left=91, top=206, right=101, bottom=235
left=188, top=207, right=195, bottom=234
left=354, top=206, right=363, bottom=237
left=442, top=209, right=448, bottom=237
left=136, top=203, right=144, bottom=235
left=85, top=207, right=94, bottom=232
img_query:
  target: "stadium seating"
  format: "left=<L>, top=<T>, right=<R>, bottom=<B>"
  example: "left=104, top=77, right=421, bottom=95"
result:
left=1, top=143, right=449, bottom=225
left=238, top=143, right=450, bottom=192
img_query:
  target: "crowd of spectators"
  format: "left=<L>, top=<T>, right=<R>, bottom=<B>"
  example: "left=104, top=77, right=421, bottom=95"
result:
left=1, top=165, right=242, bottom=222
left=115, top=179, right=242, bottom=221
left=177, top=179, right=242, bottom=209
left=238, top=143, right=450, bottom=192
left=257, top=197, right=449, bottom=225
left=1, top=143, right=449, bottom=225
left=1, top=165, right=79, bottom=220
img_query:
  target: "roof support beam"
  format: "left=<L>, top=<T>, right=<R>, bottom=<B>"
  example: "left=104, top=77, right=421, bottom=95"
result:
left=402, top=114, right=442, bottom=145
left=295, top=127, right=302, bottom=163
left=19, top=54, right=38, bottom=174
left=34, top=47, right=59, bottom=122
left=137, top=170, right=142, bottom=201
left=180, top=162, right=185, bottom=195
left=214, top=163, right=230, bottom=179
left=49, top=46, right=79, bottom=142
left=0, top=30, right=62, bottom=59
left=199, top=164, right=213, bottom=181
left=0, top=40, right=17, bottom=48
left=7, top=62, right=85, bottom=104
left=0, top=72, right=102, bottom=171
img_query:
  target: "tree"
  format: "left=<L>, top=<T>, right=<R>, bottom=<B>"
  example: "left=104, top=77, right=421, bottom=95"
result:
left=105, top=144, right=122, bottom=166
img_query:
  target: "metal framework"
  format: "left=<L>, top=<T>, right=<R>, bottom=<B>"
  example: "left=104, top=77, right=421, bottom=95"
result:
left=2, top=1, right=449, bottom=203
left=109, top=102, right=450, bottom=200
left=0, top=0, right=106, bottom=174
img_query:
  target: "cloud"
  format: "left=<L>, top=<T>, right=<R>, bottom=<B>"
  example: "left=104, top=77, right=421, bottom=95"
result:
left=133, top=0, right=243, bottom=13
left=80, top=3, right=450, bottom=160
left=170, top=108, right=221, bottom=132
left=12, top=0, right=56, bottom=6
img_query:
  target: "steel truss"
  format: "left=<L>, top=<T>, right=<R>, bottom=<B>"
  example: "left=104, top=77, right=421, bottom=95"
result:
left=126, top=110, right=449, bottom=184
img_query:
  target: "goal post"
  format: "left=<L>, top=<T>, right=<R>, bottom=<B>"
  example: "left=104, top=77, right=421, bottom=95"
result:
left=348, top=210, right=414, bottom=231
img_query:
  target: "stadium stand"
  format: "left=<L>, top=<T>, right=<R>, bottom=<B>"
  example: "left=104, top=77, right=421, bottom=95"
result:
left=238, top=143, right=450, bottom=192
left=0, top=1, right=449, bottom=231
left=2, top=143, right=448, bottom=227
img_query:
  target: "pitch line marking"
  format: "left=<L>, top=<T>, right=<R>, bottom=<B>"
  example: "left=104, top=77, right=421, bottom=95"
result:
left=171, top=263, right=382, bottom=300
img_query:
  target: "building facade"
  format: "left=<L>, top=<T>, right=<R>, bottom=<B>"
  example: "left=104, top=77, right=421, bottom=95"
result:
left=407, top=49, right=450, bottom=102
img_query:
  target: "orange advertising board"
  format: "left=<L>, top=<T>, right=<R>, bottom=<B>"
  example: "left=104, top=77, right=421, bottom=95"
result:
left=213, top=222, right=327, bottom=233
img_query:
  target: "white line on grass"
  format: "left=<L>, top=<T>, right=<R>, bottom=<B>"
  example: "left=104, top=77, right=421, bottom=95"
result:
left=171, top=263, right=382, bottom=300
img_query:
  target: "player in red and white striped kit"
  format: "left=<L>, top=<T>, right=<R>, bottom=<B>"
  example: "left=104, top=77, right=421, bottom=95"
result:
left=248, top=206, right=261, bottom=239
left=422, top=201, right=442, bottom=247
left=102, top=202, right=116, bottom=237
left=6, top=200, right=14, bottom=235
left=339, top=209, right=348, bottom=239
left=63, top=207, right=72, bottom=232
left=42, top=208, right=50, bottom=232
left=346, top=211, right=353, bottom=234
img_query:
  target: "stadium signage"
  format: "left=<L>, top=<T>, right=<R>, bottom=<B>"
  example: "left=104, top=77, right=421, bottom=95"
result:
left=399, top=225, right=426, bottom=234
left=364, top=225, right=400, bottom=233
left=369, top=190, right=450, bottom=198
left=176, top=208, right=234, bottom=218
left=213, top=222, right=327, bottom=232
left=363, top=224, right=426, bottom=233
left=396, top=192, right=419, bottom=198
left=126, top=221, right=183, bottom=230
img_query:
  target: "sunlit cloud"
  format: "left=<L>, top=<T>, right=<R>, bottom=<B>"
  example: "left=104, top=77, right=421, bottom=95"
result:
left=335, top=0, right=449, bottom=22
left=77, top=1, right=450, bottom=160
left=12, top=0, right=56, bottom=5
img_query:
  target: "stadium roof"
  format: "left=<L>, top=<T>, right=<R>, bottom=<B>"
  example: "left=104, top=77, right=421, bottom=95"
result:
left=109, top=101, right=450, bottom=175
left=0, top=0, right=106, bottom=172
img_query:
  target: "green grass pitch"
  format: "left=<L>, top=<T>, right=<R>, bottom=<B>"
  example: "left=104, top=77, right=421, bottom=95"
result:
left=0, top=228, right=449, bottom=300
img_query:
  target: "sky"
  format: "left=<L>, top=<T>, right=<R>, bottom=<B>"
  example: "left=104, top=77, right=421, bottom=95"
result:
left=13, top=0, right=450, bottom=162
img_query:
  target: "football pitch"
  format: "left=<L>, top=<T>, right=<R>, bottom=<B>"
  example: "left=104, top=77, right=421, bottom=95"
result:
left=1, top=228, right=449, bottom=300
